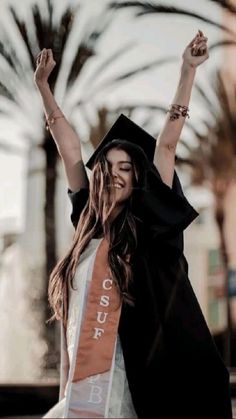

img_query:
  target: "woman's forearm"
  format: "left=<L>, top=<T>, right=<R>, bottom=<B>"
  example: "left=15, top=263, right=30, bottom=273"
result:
left=35, top=49, right=89, bottom=191
left=172, top=63, right=196, bottom=114
left=156, top=62, right=196, bottom=151
left=153, top=31, right=208, bottom=188
left=37, top=81, right=83, bottom=160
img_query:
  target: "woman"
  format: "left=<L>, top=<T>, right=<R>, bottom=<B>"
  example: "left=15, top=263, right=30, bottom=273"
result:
left=35, top=31, right=232, bottom=418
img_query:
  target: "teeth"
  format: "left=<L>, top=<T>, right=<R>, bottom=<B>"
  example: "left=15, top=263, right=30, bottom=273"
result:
left=113, top=183, right=123, bottom=189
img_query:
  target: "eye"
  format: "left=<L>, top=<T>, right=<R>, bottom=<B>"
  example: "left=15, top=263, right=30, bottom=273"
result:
left=120, top=167, right=131, bottom=172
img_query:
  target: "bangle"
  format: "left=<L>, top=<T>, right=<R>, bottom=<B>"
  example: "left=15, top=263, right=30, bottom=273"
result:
left=167, top=104, right=190, bottom=121
left=46, top=107, right=65, bottom=130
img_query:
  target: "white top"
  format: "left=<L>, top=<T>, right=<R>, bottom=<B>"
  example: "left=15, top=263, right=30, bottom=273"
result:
left=67, top=238, right=102, bottom=364
left=43, top=238, right=137, bottom=418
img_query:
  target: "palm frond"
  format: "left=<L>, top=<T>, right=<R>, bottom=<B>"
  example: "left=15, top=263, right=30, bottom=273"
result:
left=214, top=72, right=236, bottom=152
left=0, top=81, right=14, bottom=101
left=109, top=2, right=234, bottom=35
left=209, top=40, right=236, bottom=52
left=79, top=56, right=177, bottom=103
left=0, top=141, right=24, bottom=155
left=207, top=0, right=236, bottom=13
left=0, top=41, right=23, bottom=78
left=182, top=66, right=236, bottom=188
left=113, top=103, right=167, bottom=114
left=194, top=83, right=220, bottom=122
left=67, top=44, right=94, bottom=86
left=194, top=83, right=215, bottom=109
left=9, top=5, right=37, bottom=69
left=67, top=3, right=138, bottom=86
left=75, top=42, right=137, bottom=91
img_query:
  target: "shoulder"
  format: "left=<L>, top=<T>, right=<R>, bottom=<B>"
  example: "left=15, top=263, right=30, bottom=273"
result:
left=68, top=187, right=89, bottom=229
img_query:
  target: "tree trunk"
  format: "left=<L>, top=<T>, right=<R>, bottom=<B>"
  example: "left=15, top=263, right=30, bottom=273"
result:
left=42, top=132, right=60, bottom=375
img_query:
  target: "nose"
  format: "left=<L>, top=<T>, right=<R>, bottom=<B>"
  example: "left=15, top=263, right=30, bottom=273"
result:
left=111, top=166, right=119, bottom=178
left=111, top=169, right=123, bottom=186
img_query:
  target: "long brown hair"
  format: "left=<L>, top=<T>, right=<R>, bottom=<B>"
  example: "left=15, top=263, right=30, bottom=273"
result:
left=48, top=140, right=149, bottom=326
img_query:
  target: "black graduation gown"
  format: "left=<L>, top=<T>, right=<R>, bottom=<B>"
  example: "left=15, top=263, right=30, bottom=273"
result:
left=68, top=163, right=232, bottom=419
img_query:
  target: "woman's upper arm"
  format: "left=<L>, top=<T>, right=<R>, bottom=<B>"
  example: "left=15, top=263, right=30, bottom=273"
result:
left=63, top=157, right=89, bottom=192
left=153, top=144, right=176, bottom=189
left=68, top=187, right=89, bottom=229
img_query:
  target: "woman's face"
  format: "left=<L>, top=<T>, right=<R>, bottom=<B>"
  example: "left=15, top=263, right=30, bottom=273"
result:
left=105, top=148, right=134, bottom=205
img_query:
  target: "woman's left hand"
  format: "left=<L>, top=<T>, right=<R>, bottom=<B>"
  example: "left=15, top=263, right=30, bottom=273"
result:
left=182, top=30, right=209, bottom=68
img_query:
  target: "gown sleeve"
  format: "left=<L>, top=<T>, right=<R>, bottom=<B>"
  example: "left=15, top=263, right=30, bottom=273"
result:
left=67, top=187, right=89, bottom=229
left=132, top=162, right=199, bottom=254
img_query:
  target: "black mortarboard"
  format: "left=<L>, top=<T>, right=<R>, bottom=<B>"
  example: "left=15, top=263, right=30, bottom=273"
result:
left=85, top=114, right=156, bottom=170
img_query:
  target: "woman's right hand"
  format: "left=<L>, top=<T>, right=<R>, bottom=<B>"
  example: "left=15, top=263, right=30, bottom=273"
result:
left=34, top=48, right=56, bottom=87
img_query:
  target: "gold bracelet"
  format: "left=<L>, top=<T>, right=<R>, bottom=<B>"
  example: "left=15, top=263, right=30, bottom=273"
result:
left=46, top=107, right=65, bottom=130
left=167, top=104, right=190, bottom=121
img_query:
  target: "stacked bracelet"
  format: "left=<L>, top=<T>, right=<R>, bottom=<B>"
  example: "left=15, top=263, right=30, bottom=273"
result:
left=167, top=104, right=190, bottom=121
left=46, top=107, right=65, bottom=130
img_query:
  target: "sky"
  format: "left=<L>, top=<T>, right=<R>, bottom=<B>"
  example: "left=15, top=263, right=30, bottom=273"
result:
left=0, top=0, right=223, bottom=235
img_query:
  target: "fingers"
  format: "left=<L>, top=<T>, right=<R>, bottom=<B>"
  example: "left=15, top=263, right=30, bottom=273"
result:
left=191, top=30, right=208, bottom=56
left=188, top=33, right=199, bottom=47
left=193, top=40, right=208, bottom=55
left=189, top=30, right=207, bottom=47
left=197, top=42, right=207, bottom=55
left=48, top=49, right=56, bottom=67
left=192, top=46, right=206, bottom=56
left=48, top=49, right=53, bottom=60
left=193, top=41, right=206, bottom=50
left=36, top=52, right=42, bottom=67
left=192, top=36, right=208, bottom=48
left=41, top=49, right=47, bottom=67
left=35, top=48, right=55, bottom=67
left=197, top=29, right=207, bottom=41
left=35, top=48, right=46, bottom=67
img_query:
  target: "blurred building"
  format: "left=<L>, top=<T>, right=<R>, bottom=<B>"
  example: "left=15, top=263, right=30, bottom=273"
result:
left=185, top=187, right=227, bottom=335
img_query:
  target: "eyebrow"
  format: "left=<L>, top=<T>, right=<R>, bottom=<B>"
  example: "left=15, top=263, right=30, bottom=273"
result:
left=107, top=159, right=132, bottom=164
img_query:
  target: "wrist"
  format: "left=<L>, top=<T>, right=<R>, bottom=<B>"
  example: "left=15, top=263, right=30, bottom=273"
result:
left=35, top=80, right=50, bottom=91
left=181, top=61, right=197, bottom=75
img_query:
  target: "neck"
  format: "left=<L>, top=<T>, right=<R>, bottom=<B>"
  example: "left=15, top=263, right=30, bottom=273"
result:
left=108, top=203, right=125, bottom=222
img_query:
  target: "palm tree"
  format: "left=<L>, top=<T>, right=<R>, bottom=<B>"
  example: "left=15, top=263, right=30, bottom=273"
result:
left=109, top=0, right=236, bottom=32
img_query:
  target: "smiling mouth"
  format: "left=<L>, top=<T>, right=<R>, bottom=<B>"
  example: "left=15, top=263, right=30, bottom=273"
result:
left=110, top=181, right=124, bottom=189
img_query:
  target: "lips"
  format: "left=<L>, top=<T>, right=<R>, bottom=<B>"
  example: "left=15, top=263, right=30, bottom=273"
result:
left=113, top=183, right=123, bottom=189
left=112, top=181, right=124, bottom=189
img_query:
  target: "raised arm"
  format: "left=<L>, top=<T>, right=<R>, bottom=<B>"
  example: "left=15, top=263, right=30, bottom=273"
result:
left=34, top=48, right=89, bottom=192
left=154, top=30, right=209, bottom=188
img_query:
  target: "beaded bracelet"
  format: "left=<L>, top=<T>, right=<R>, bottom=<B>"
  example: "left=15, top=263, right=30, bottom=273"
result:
left=46, top=107, right=65, bottom=130
left=168, top=104, right=190, bottom=121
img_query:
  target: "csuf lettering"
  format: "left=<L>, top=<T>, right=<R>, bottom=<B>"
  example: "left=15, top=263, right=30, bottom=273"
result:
left=92, top=278, right=113, bottom=340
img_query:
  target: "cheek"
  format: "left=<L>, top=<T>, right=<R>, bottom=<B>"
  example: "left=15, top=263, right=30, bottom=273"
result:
left=126, top=172, right=134, bottom=186
left=124, top=176, right=133, bottom=195
left=129, top=174, right=135, bottom=190
left=125, top=176, right=133, bottom=191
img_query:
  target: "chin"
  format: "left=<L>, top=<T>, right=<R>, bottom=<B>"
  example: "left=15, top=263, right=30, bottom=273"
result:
left=116, top=196, right=129, bottom=205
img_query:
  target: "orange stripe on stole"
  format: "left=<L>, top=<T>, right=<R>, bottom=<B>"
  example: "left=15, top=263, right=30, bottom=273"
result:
left=72, top=238, right=122, bottom=382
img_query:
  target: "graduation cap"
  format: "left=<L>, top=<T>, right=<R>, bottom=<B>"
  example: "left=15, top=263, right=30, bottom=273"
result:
left=85, top=114, right=156, bottom=170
